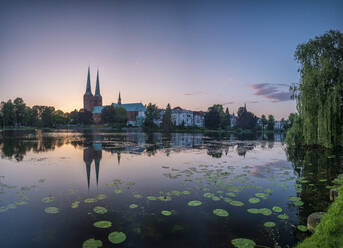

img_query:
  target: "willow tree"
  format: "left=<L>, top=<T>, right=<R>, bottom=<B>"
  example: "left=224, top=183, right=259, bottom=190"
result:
left=287, top=30, right=343, bottom=148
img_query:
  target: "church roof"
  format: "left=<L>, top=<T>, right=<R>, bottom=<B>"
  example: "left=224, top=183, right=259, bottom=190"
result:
left=92, top=106, right=104, bottom=114
left=112, top=103, right=146, bottom=112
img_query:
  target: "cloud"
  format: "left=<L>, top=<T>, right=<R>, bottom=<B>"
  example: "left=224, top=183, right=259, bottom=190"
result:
left=184, top=91, right=208, bottom=96
left=249, top=83, right=292, bottom=102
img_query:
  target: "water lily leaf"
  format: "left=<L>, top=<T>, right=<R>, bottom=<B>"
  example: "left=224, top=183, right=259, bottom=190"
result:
left=94, top=220, right=112, bottom=228
left=15, top=200, right=28, bottom=205
left=183, top=190, right=191, bottom=195
left=114, top=189, right=123, bottom=194
left=147, top=196, right=157, bottom=201
left=108, top=232, right=126, bottom=244
left=161, top=210, right=172, bottom=216
left=203, top=193, right=214, bottom=198
left=289, top=196, right=301, bottom=202
left=230, top=200, right=244, bottom=207
left=247, top=208, right=259, bottom=214
left=224, top=197, right=233, bottom=203
left=158, top=195, right=172, bottom=201
left=187, top=200, right=202, bottom=206
left=84, top=198, right=97, bottom=203
left=272, top=206, right=283, bottom=213
left=255, top=193, right=269, bottom=199
left=248, top=198, right=260, bottom=204
left=129, top=204, right=138, bottom=209
left=82, top=238, right=103, bottom=248
left=93, top=206, right=107, bottom=214
left=294, top=200, right=304, bottom=206
left=133, top=194, right=142, bottom=199
left=213, top=209, right=229, bottom=217
left=212, top=196, right=221, bottom=201
left=297, top=225, right=307, bottom=232
left=0, top=206, right=8, bottom=213
left=278, top=213, right=289, bottom=220
left=7, top=203, right=17, bottom=209
left=232, top=238, right=256, bottom=248
left=44, top=207, right=59, bottom=214
left=259, top=208, right=272, bottom=216
left=72, top=201, right=80, bottom=208
left=264, top=221, right=276, bottom=227
left=226, top=192, right=236, bottom=197
left=96, top=194, right=107, bottom=200
left=42, top=196, right=55, bottom=203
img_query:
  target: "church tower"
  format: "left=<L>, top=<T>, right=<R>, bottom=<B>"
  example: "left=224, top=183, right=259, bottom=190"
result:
left=118, top=92, right=122, bottom=105
left=93, top=69, right=102, bottom=107
left=83, top=66, right=94, bottom=112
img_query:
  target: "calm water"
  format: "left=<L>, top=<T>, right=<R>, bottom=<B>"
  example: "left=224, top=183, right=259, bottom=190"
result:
left=0, top=130, right=342, bottom=248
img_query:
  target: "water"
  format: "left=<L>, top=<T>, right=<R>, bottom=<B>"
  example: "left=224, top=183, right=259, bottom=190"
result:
left=0, top=130, right=342, bottom=248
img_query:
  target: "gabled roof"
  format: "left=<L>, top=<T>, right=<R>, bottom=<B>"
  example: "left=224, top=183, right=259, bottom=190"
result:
left=112, top=103, right=146, bottom=112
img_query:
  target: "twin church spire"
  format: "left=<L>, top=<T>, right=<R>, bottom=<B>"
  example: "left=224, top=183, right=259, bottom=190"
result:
left=83, top=66, right=103, bottom=112
left=85, top=66, right=101, bottom=96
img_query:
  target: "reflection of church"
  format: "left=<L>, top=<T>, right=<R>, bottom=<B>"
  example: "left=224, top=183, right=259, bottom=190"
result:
left=83, top=144, right=102, bottom=189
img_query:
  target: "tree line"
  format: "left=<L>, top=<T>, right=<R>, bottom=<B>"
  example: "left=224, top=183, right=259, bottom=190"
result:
left=0, top=98, right=128, bottom=128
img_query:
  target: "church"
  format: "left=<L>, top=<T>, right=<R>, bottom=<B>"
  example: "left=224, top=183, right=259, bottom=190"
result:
left=83, top=67, right=146, bottom=126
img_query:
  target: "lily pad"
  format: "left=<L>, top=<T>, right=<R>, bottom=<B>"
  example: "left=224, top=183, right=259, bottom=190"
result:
left=147, top=196, right=157, bottom=201
left=212, top=196, right=221, bottom=201
left=96, top=194, right=107, bottom=200
left=84, top=198, right=97, bottom=203
left=42, top=196, right=55, bottom=203
left=7, top=203, right=17, bottom=209
left=294, top=200, right=304, bottom=206
left=44, top=207, right=59, bottom=214
left=183, top=190, right=191, bottom=195
left=161, top=210, right=172, bottom=216
left=108, top=232, right=127, bottom=244
left=114, top=189, right=123, bottom=194
left=0, top=206, right=8, bottom=213
left=129, top=204, right=138, bottom=209
left=264, top=221, right=276, bottom=227
left=230, top=200, right=244, bottom=207
left=93, top=206, right=107, bottom=214
left=248, top=197, right=260, bottom=204
left=297, top=225, right=307, bottom=232
left=203, top=193, right=213, bottom=198
left=15, top=200, right=28, bottom=205
left=232, top=238, right=256, bottom=248
left=289, top=196, right=301, bottom=202
left=272, top=206, right=283, bottom=213
left=133, top=194, right=142, bottom=199
left=213, top=209, right=229, bottom=217
left=187, top=200, right=202, bottom=207
left=259, top=208, right=272, bottom=216
left=247, top=208, right=259, bottom=214
left=94, top=220, right=112, bottom=228
left=82, top=238, right=103, bottom=248
left=226, top=192, right=236, bottom=197
left=72, top=201, right=80, bottom=208
left=278, top=213, right=289, bottom=220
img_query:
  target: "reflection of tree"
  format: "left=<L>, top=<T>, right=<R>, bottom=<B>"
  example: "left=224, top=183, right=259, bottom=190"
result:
left=207, top=144, right=223, bottom=158
left=236, top=142, right=256, bottom=157
left=286, top=147, right=343, bottom=226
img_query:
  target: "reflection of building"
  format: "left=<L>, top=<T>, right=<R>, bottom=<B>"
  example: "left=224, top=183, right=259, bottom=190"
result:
left=83, top=143, right=102, bottom=189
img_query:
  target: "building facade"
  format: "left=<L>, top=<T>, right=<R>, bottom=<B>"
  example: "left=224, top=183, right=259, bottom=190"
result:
left=83, top=67, right=102, bottom=112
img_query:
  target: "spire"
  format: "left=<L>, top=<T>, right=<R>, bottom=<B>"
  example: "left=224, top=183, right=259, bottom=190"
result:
left=118, top=92, right=121, bottom=105
left=85, top=66, right=92, bottom=96
left=95, top=69, right=101, bottom=96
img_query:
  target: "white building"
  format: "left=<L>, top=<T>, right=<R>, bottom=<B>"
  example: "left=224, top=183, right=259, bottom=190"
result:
left=154, top=107, right=205, bottom=128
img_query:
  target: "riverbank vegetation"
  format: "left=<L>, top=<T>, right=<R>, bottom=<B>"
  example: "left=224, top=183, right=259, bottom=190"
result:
left=285, top=30, right=343, bottom=149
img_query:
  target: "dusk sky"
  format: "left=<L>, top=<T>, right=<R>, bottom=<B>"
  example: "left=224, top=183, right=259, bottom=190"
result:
left=0, top=0, right=342, bottom=119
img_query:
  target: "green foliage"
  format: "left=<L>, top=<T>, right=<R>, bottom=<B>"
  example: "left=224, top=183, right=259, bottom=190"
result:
left=297, top=177, right=343, bottom=248
left=143, top=103, right=160, bottom=129
left=287, top=30, right=343, bottom=148
left=267, top=115, right=275, bottom=131
left=205, top=104, right=230, bottom=129
left=261, top=114, right=267, bottom=131
left=236, top=106, right=257, bottom=130
left=162, top=104, right=173, bottom=132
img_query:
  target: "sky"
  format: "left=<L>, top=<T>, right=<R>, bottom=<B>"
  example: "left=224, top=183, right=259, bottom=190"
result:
left=0, top=0, right=342, bottom=119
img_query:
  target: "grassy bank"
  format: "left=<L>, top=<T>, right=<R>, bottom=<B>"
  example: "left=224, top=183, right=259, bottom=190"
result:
left=297, top=175, right=343, bottom=248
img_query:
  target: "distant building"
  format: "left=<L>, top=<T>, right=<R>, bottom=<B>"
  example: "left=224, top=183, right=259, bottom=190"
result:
left=154, top=107, right=205, bottom=128
left=83, top=68, right=146, bottom=126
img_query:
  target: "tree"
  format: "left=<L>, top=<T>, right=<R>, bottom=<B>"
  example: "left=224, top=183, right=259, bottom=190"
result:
left=162, top=104, right=173, bottom=132
left=205, top=107, right=221, bottom=129
left=267, top=115, right=275, bottom=131
left=78, top=109, right=93, bottom=125
left=286, top=30, right=343, bottom=148
left=222, top=107, right=231, bottom=129
left=1, top=100, right=16, bottom=126
left=236, top=106, right=257, bottom=129
left=101, top=106, right=116, bottom=124
left=114, top=106, right=127, bottom=125
left=54, top=110, right=68, bottom=125
left=13, top=98, right=26, bottom=126
left=143, top=103, right=160, bottom=129
left=261, top=115, right=267, bottom=131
